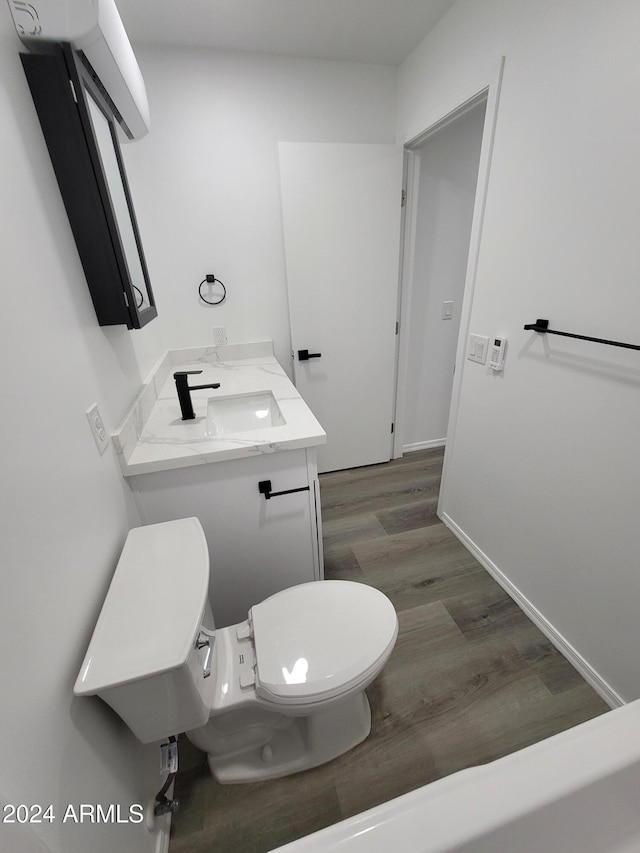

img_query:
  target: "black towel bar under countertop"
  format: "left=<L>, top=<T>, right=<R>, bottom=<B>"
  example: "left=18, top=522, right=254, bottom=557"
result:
left=258, top=479, right=310, bottom=500
left=524, top=319, right=640, bottom=351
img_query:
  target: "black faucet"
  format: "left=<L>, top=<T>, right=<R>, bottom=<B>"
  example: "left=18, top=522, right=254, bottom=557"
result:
left=173, top=371, right=220, bottom=420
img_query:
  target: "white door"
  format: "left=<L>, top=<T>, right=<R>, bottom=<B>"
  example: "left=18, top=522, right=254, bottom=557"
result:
left=279, top=142, right=403, bottom=473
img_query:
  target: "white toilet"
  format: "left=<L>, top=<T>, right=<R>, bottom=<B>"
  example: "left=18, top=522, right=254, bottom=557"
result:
left=74, top=517, right=398, bottom=783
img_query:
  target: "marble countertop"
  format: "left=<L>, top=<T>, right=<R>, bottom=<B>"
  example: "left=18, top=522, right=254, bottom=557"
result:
left=112, top=342, right=326, bottom=476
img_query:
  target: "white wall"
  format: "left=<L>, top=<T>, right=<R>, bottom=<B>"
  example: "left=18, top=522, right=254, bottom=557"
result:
left=399, top=0, right=640, bottom=703
left=1, top=10, right=168, bottom=853
left=121, top=46, right=398, bottom=376
left=402, top=101, right=485, bottom=451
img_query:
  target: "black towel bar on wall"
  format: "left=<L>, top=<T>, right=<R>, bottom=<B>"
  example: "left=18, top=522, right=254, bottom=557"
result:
left=524, top=319, right=640, bottom=352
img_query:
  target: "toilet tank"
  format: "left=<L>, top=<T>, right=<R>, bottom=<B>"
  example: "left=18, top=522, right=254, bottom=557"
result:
left=74, top=517, right=214, bottom=743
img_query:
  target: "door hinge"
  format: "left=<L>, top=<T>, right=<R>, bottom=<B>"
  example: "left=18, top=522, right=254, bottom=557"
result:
left=401, top=189, right=406, bottom=207
left=395, top=320, right=399, bottom=335
left=391, top=422, right=395, bottom=434
left=123, top=291, right=129, bottom=308
left=69, top=79, right=78, bottom=103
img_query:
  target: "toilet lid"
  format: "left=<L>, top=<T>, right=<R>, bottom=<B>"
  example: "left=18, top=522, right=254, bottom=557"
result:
left=250, top=581, right=398, bottom=705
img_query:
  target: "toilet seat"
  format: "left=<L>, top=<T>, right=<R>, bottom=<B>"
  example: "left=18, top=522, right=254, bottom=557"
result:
left=250, top=581, right=398, bottom=706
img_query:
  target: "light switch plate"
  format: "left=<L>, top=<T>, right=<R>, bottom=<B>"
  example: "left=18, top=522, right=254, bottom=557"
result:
left=442, top=301, right=454, bottom=320
left=85, top=403, right=110, bottom=455
left=467, top=334, right=489, bottom=364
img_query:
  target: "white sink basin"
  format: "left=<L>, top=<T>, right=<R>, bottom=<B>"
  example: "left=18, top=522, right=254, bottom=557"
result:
left=206, top=391, right=286, bottom=436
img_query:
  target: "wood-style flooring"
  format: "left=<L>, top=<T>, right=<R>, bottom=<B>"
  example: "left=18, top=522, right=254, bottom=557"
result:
left=168, top=448, right=609, bottom=853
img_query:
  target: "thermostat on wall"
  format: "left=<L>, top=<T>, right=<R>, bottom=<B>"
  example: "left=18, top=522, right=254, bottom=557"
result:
left=490, top=337, right=507, bottom=371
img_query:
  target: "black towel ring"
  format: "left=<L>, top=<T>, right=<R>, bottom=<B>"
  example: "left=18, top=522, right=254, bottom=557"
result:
left=199, top=275, right=226, bottom=305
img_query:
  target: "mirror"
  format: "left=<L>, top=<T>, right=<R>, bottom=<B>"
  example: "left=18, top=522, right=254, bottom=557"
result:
left=20, top=43, right=157, bottom=329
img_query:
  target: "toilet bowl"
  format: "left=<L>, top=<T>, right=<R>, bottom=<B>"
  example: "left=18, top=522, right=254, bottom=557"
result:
left=187, top=578, right=398, bottom=781
left=74, top=517, right=398, bottom=783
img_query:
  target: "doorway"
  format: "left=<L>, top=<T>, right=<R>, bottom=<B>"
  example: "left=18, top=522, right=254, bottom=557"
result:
left=279, top=63, right=503, bottom=474
left=397, top=98, right=487, bottom=455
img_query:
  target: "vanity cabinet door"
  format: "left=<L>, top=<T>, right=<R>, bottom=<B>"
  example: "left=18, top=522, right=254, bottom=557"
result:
left=129, top=449, right=322, bottom=627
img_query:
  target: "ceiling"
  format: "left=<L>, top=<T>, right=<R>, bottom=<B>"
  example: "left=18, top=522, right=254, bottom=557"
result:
left=113, top=0, right=457, bottom=66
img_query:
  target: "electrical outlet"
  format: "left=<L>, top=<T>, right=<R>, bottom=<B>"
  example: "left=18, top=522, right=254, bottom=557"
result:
left=85, top=403, right=110, bottom=455
left=213, top=326, right=228, bottom=346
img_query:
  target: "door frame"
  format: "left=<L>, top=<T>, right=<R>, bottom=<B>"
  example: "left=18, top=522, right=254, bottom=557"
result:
left=393, top=58, right=505, bottom=502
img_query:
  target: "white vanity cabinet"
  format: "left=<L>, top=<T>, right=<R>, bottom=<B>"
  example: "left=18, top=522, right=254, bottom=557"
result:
left=113, top=344, right=327, bottom=628
left=129, top=447, right=323, bottom=627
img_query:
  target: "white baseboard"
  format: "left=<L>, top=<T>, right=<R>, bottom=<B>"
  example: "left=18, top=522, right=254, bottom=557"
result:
left=440, top=510, right=624, bottom=710
left=403, top=439, right=446, bottom=453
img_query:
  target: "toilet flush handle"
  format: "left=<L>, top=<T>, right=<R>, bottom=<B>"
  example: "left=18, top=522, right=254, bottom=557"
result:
left=195, top=628, right=216, bottom=679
